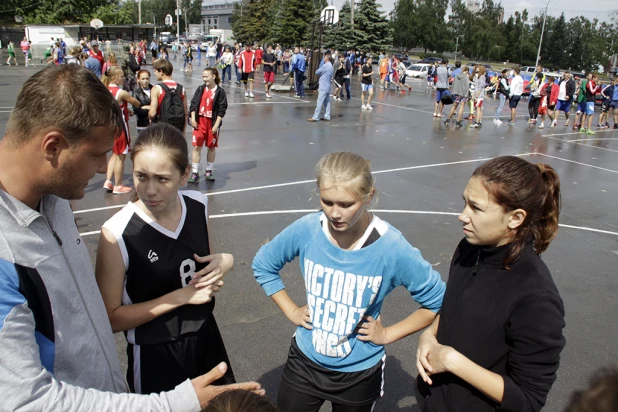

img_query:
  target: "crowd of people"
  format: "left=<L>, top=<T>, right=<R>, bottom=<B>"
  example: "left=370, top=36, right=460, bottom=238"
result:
left=0, top=38, right=617, bottom=411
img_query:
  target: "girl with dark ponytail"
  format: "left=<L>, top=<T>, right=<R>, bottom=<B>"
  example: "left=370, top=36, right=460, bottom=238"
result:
left=415, top=156, right=566, bottom=412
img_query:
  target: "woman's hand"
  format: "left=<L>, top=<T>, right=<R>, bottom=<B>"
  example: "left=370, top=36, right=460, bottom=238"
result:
left=176, top=281, right=223, bottom=305
left=357, top=315, right=389, bottom=345
left=416, top=329, right=440, bottom=385
left=188, top=253, right=234, bottom=288
left=190, top=118, right=198, bottom=129
left=289, top=305, right=312, bottom=330
left=426, top=343, right=457, bottom=377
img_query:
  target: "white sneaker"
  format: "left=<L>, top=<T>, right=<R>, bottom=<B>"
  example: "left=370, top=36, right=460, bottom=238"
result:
left=551, top=120, right=557, bottom=128
left=361, top=105, right=367, bottom=110
left=249, top=93, right=255, bottom=98
left=366, top=105, right=373, bottom=110
left=266, top=93, right=271, bottom=98
left=538, top=123, right=544, bottom=129
left=493, top=118, right=503, bottom=124
left=245, top=91, right=249, bottom=97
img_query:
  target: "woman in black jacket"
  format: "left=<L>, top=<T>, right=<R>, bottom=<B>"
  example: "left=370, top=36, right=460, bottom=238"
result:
left=188, top=67, right=228, bottom=183
left=415, top=156, right=566, bottom=412
left=132, top=69, right=153, bottom=133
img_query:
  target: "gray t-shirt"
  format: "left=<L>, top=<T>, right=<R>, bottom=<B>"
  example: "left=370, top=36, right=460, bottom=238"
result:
left=436, top=66, right=449, bottom=89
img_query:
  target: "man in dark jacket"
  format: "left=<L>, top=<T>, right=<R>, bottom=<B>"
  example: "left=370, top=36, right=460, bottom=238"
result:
left=188, top=68, right=228, bottom=182
left=555, top=71, right=576, bottom=126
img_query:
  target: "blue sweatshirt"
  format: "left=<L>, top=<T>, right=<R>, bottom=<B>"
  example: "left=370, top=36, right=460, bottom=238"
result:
left=316, top=61, right=334, bottom=92
left=253, top=212, right=445, bottom=372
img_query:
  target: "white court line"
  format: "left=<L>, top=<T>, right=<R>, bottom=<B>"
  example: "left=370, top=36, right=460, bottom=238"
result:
left=536, top=153, right=618, bottom=174
left=78, top=209, right=618, bottom=237
left=73, top=154, right=533, bottom=215
left=0, top=111, right=13, bottom=113
left=569, top=137, right=618, bottom=142
left=229, top=101, right=309, bottom=105
left=350, top=97, right=435, bottom=115
left=543, top=136, right=618, bottom=154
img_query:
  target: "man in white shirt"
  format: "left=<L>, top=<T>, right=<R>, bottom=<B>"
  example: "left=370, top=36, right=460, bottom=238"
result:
left=508, top=67, right=524, bottom=124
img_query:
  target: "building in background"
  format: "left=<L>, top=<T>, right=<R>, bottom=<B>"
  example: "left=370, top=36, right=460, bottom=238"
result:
left=201, top=0, right=240, bottom=31
left=466, top=0, right=481, bottom=13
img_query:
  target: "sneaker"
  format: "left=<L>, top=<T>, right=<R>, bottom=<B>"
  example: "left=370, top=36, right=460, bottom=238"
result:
left=508, top=120, right=515, bottom=125
left=307, top=118, right=319, bottom=122
left=228, top=80, right=232, bottom=84
left=614, top=124, right=618, bottom=129
left=113, top=185, right=132, bottom=194
left=266, top=93, right=272, bottom=98
left=471, top=122, right=481, bottom=128
left=596, top=124, right=603, bottom=129
left=103, top=180, right=113, bottom=192
left=564, top=120, right=569, bottom=126
left=551, top=120, right=557, bottom=128
left=205, top=170, right=215, bottom=181
left=493, top=118, right=502, bottom=124
left=579, top=127, right=586, bottom=133
left=433, top=113, right=438, bottom=117
left=573, top=124, right=579, bottom=130
left=538, top=123, right=544, bottom=129
left=527, top=118, right=533, bottom=123
left=321, top=118, right=330, bottom=121
left=436, top=113, right=443, bottom=118
left=466, top=115, right=475, bottom=120
left=366, top=105, right=373, bottom=110
left=245, top=91, right=249, bottom=97
left=361, top=105, right=367, bottom=110
left=444, top=118, right=450, bottom=125
left=585, top=130, right=596, bottom=135
left=531, top=119, right=537, bottom=125
left=249, top=93, right=255, bottom=98
left=455, top=121, right=463, bottom=128
left=187, top=172, right=199, bottom=183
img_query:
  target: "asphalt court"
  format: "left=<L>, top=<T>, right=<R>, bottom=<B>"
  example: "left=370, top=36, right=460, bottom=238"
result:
left=1, top=61, right=618, bottom=411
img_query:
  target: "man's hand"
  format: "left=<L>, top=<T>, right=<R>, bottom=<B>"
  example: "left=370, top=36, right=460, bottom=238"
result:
left=191, top=363, right=264, bottom=409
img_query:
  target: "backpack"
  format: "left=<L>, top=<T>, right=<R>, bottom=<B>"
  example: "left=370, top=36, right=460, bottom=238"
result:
left=158, top=83, right=185, bottom=131
left=440, top=89, right=454, bottom=105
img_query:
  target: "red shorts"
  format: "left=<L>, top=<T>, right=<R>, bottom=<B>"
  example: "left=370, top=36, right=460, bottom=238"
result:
left=474, top=99, right=484, bottom=108
left=113, top=122, right=130, bottom=155
left=264, top=71, right=275, bottom=83
left=256, top=59, right=262, bottom=65
left=539, top=107, right=548, bottom=115
left=192, top=117, right=219, bottom=148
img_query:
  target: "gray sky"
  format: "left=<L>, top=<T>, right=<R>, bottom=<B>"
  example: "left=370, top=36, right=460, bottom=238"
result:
left=331, top=0, right=616, bottom=22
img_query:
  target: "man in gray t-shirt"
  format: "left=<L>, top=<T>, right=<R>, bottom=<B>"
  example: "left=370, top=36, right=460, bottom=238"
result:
left=433, top=60, right=450, bottom=117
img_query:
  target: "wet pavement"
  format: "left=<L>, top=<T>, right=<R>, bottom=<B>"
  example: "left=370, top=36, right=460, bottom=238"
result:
left=1, top=59, right=617, bottom=411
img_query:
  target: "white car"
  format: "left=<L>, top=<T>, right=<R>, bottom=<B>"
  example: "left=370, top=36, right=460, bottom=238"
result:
left=405, top=63, right=432, bottom=78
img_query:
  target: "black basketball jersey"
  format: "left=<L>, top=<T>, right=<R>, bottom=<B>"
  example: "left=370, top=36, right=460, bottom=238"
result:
left=103, top=190, right=214, bottom=345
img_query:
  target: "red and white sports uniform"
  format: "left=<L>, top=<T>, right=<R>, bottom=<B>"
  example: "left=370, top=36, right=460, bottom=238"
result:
left=239, top=50, right=255, bottom=73
left=192, top=87, right=218, bottom=148
left=108, top=84, right=130, bottom=155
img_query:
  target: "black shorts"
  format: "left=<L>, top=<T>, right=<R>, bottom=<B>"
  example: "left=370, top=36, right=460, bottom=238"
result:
left=277, top=337, right=384, bottom=411
left=127, top=318, right=235, bottom=394
left=151, top=50, right=157, bottom=59
left=601, top=101, right=610, bottom=113
left=241, top=71, right=254, bottom=82
left=548, top=105, right=556, bottom=111
left=334, top=77, right=344, bottom=88
left=509, top=95, right=521, bottom=109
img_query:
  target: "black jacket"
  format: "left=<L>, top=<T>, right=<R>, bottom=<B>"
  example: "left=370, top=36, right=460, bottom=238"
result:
left=417, top=239, right=565, bottom=412
left=133, top=85, right=153, bottom=128
left=560, top=78, right=576, bottom=99
left=189, top=84, right=228, bottom=125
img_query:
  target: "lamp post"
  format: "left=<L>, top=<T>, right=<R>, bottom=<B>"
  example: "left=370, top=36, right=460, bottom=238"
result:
left=534, top=0, right=553, bottom=68
left=454, top=35, right=462, bottom=61
left=138, top=0, right=142, bottom=25
left=148, top=12, right=157, bottom=38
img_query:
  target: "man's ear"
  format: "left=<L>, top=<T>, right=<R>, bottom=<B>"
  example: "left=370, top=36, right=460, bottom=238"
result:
left=41, top=131, right=70, bottom=162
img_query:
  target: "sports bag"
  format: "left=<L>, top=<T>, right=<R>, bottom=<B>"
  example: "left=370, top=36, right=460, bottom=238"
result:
left=440, top=89, right=454, bottom=105
left=158, top=83, right=185, bottom=131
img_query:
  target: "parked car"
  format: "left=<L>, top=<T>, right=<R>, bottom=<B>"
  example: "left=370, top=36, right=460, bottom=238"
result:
left=405, top=63, right=432, bottom=78
left=419, top=56, right=443, bottom=64
left=393, top=53, right=410, bottom=63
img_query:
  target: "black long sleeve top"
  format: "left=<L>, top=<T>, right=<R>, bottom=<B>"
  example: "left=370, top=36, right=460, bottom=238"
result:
left=417, top=239, right=566, bottom=412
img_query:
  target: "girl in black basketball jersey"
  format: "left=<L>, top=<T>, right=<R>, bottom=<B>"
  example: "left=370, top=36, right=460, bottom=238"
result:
left=95, top=123, right=235, bottom=394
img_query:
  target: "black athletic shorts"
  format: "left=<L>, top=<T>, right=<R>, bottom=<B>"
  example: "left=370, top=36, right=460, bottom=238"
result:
left=277, top=337, right=384, bottom=411
left=509, top=95, right=521, bottom=109
left=127, top=318, right=235, bottom=394
left=334, top=76, right=344, bottom=88
left=151, top=50, right=157, bottom=59
left=241, top=71, right=254, bottom=82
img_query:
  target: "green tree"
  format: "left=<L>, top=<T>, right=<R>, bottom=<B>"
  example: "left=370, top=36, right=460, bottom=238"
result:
left=89, top=1, right=137, bottom=25
left=353, top=0, right=392, bottom=53
left=392, top=0, right=416, bottom=49
left=267, top=0, right=324, bottom=47
left=231, top=0, right=276, bottom=45
left=407, top=0, right=448, bottom=53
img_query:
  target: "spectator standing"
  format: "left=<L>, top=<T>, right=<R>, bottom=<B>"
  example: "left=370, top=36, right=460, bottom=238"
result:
left=291, top=47, right=306, bottom=99
left=508, top=67, right=523, bottom=124
left=308, top=53, right=334, bottom=122
left=433, top=60, right=450, bottom=118
left=19, top=36, right=30, bottom=66
left=555, top=71, right=575, bottom=127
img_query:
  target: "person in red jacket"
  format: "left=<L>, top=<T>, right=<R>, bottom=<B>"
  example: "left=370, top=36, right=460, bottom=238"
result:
left=254, top=44, right=263, bottom=74
left=538, top=76, right=559, bottom=129
left=88, top=40, right=105, bottom=68
left=239, top=44, right=256, bottom=98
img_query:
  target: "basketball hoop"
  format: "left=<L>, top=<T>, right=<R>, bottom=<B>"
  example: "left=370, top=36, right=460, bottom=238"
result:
left=90, top=19, right=104, bottom=30
left=320, top=6, right=339, bottom=25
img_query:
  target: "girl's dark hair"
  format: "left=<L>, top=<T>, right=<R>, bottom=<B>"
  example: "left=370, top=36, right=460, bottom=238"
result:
left=201, top=390, right=279, bottom=412
left=137, top=69, right=151, bottom=80
left=131, top=123, right=189, bottom=174
left=472, top=156, right=561, bottom=267
left=564, top=367, right=618, bottom=412
left=204, top=67, right=221, bottom=86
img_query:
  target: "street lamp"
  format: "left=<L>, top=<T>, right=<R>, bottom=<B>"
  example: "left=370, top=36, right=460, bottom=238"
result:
left=454, top=35, right=463, bottom=61
left=535, top=0, right=553, bottom=68
left=148, top=12, right=157, bottom=38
